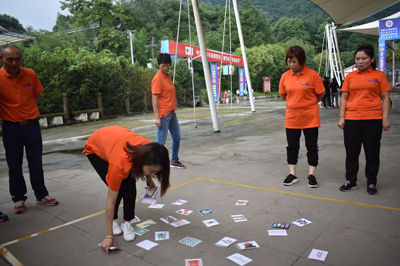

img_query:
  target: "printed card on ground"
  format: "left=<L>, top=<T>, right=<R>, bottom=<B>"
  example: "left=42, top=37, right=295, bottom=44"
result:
left=215, top=237, right=238, bottom=247
left=292, top=218, right=312, bottom=227
left=179, top=236, right=202, bottom=247
left=130, top=215, right=141, bottom=224
left=226, top=253, right=252, bottom=266
left=136, top=240, right=159, bottom=251
left=148, top=204, right=164, bottom=209
left=271, top=222, right=290, bottom=229
left=202, top=219, right=220, bottom=227
left=308, top=249, right=329, bottom=261
left=160, top=215, right=178, bottom=224
left=235, top=200, right=249, bottom=206
left=155, top=231, right=169, bottom=241
left=133, top=227, right=149, bottom=236
left=137, top=219, right=156, bottom=229
left=170, top=219, right=191, bottom=228
left=185, top=258, right=203, bottom=266
left=198, top=208, right=212, bottom=216
left=235, top=241, right=260, bottom=250
left=172, top=199, right=188, bottom=205
left=231, top=214, right=247, bottom=222
left=176, top=209, right=193, bottom=216
left=268, top=230, right=288, bottom=236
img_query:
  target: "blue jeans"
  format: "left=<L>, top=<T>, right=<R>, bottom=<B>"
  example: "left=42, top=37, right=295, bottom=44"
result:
left=157, top=110, right=181, bottom=162
left=2, top=120, right=48, bottom=202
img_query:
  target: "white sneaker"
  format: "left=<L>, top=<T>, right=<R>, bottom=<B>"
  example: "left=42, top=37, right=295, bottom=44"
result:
left=113, top=219, right=122, bottom=236
left=120, top=221, right=136, bottom=242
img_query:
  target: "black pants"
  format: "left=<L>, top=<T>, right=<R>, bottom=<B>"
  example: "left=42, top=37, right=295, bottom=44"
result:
left=322, top=92, right=331, bottom=107
left=87, top=154, right=136, bottom=221
left=344, top=120, right=382, bottom=185
left=286, top=127, right=319, bottom=167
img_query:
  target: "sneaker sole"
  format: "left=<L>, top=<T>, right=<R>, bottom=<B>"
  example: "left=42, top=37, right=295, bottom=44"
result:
left=283, top=179, right=298, bottom=186
left=340, top=186, right=357, bottom=192
left=171, top=165, right=185, bottom=169
left=36, top=201, right=59, bottom=206
left=113, top=231, right=122, bottom=236
left=123, top=235, right=136, bottom=242
left=309, top=184, right=318, bottom=188
left=13, top=209, right=25, bottom=214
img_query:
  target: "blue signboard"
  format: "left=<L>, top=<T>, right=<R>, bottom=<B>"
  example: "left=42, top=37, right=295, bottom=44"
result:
left=239, top=67, right=245, bottom=96
left=378, top=18, right=400, bottom=72
left=210, top=62, right=218, bottom=102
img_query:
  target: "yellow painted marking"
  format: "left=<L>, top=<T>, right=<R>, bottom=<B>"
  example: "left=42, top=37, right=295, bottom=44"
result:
left=198, top=177, right=400, bottom=212
left=0, top=246, right=24, bottom=266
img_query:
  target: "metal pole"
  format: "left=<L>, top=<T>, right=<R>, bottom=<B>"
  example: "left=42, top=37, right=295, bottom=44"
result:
left=192, top=0, right=220, bottom=132
left=232, top=0, right=255, bottom=112
left=129, top=31, right=134, bottom=64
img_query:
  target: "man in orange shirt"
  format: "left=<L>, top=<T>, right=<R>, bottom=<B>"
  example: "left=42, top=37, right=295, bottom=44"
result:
left=152, top=53, right=185, bottom=168
left=0, top=45, right=58, bottom=215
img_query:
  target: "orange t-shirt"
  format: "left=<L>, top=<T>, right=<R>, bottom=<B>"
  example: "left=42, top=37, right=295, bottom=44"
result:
left=151, top=70, right=177, bottom=118
left=279, top=66, right=325, bottom=129
left=0, top=67, right=43, bottom=122
left=341, top=68, right=391, bottom=120
left=83, top=126, right=151, bottom=191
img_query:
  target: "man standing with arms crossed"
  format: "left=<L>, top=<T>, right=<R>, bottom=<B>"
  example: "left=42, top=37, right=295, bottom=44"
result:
left=0, top=45, right=58, bottom=215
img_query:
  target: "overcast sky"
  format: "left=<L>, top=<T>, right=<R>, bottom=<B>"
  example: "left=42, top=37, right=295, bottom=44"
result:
left=1, top=0, right=70, bottom=31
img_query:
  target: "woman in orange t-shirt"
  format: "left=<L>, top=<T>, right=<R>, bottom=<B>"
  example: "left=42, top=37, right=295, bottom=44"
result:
left=152, top=53, right=185, bottom=169
left=279, top=46, right=325, bottom=188
left=84, top=126, right=170, bottom=252
left=337, top=45, right=391, bottom=195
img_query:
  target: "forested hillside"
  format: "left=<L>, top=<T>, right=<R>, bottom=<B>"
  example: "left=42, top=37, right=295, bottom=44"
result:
left=0, top=0, right=399, bottom=116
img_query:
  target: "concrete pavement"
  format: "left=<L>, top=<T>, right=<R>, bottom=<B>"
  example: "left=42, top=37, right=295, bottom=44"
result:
left=0, top=96, right=400, bottom=266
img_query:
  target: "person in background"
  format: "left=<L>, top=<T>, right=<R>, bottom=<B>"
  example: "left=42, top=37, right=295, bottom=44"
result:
left=224, top=89, right=228, bottom=104
left=330, top=77, right=339, bottom=108
left=152, top=53, right=185, bottom=169
left=322, top=76, right=332, bottom=108
left=0, top=45, right=58, bottom=215
left=84, top=126, right=170, bottom=252
left=338, top=45, right=391, bottom=195
left=279, top=46, right=325, bottom=188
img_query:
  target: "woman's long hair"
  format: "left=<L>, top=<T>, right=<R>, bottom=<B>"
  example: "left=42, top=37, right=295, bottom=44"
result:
left=125, top=142, right=170, bottom=196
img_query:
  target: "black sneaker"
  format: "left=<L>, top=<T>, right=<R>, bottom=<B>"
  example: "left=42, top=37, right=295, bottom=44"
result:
left=339, top=180, right=357, bottom=192
left=308, top=175, right=318, bottom=188
left=283, top=174, right=298, bottom=186
left=367, top=184, right=377, bottom=195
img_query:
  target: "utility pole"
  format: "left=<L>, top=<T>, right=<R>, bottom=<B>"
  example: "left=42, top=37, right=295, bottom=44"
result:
left=146, top=37, right=158, bottom=61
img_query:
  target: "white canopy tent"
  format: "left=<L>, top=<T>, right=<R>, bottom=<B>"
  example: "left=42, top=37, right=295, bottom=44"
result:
left=340, top=11, right=400, bottom=36
left=309, top=0, right=400, bottom=26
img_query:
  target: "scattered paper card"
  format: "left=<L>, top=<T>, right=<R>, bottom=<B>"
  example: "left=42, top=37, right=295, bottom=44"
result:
left=133, top=227, right=149, bottom=236
left=185, top=258, right=203, bottom=266
left=226, top=253, right=252, bottom=266
left=236, top=241, right=260, bottom=250
left=202, top=219, right=220, bottom=227
left=215, top=236, right=238, bottom=247
left=176, top=209, right=193, bottom=216
left=170, top=219, right=191, bottom=228
left=292, top=218, right=312, bottom=227
left=148, top=204, right=164, bottom=209
left=235, top=200, right=249, bottom=206
left=136, top=240, right=159, bottom=251
left=198, top=208, right=212, bottom=216
left=130, top=215, right=141, bottom=224
left=155, top=231, right=169, bottom=241
left=308, top=248, right=329, bottom=261
left=231, top=214, right=247, bottom=222
left=160, top=215, right=178, bottom=224
left=271, top=222, right=290, bottom=229
left=98, top=244, right=118, bottom=250
left=139, top=186, right=160, bottom=205
left=179, top=236, right=202, bottom=247
left=268, top=230, right=288, bottom=236
left=137, top=219, right=156, bottom=229
left=172, top=199, right=188, bottom=205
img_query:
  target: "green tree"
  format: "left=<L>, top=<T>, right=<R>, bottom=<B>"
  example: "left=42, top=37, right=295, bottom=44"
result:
left=0, top=14, right=26, bottom=33
left=273, top=17, right=310, bottom=43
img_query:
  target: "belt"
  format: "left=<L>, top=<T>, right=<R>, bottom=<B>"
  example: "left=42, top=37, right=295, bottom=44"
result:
left=2, top=118, right=39, bottom=126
